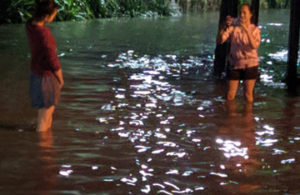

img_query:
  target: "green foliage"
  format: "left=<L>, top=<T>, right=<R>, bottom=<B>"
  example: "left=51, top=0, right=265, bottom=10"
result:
left=145, top=0, right=170, bottom=16
left=266, top=0, right=289, bottom=8
left=239, top=0, right=288, bottom=8
left=86, top=0, right=121, bottom=18
left=177, top=0, right=289, bottom=13
left=0, top=0, right=171, bottom=24
left=55, top=0, right=93, bottom=21
left=117, top=0, right=147, bottom=17
left=0, top=0, right=289, bottom=24
left=239, top=0, right=252, bottom=4
left=0, top=0, right=35, bottom=23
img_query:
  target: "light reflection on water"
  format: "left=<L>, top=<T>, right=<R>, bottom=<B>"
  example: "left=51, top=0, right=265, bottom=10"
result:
left=0, top=10, right=299, bottom=195
left=85, top=48, right=298, bottom=193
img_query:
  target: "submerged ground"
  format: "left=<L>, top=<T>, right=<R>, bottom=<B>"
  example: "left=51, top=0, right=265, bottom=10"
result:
left=0, top=10, right=299, bottom=194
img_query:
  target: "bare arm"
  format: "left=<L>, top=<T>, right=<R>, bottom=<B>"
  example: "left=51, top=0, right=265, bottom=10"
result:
left=219, top=26, right=234, bottom=44
left=241, top=25, right=260, bottom=49
left=54, top=68, right=64, bottom=89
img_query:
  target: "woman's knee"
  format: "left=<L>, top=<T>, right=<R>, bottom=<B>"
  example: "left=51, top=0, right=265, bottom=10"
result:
left=245, top=91, right=254, bottom=102
left=227, top=91, right=236, bottom=100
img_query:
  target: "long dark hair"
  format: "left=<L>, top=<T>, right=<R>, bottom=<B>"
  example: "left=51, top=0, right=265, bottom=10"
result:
left=33, top=0, right=59, bottom=21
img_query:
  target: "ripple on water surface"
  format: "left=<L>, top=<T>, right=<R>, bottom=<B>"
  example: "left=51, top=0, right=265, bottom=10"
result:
left=52, top=50, right=300, bottom=194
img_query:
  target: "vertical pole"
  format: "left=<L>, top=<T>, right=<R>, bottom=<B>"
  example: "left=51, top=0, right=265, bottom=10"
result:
left=214, top=0, right=238, bottom=77
left=251, top=0, right=260, bottom=26
left=287, top=0, right=300, bottom=90
left=218, top=0, right=238, bottom=32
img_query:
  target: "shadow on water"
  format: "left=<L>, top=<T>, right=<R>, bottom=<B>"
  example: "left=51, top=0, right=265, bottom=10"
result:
left=0, top=10, right=299, bottom=194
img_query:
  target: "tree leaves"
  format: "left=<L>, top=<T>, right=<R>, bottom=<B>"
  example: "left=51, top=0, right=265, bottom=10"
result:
left=0, top=0, right=171, bottom=24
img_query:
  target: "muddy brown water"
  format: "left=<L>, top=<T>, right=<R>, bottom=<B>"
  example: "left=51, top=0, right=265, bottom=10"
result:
left=0, top=10, right=299, bottom=194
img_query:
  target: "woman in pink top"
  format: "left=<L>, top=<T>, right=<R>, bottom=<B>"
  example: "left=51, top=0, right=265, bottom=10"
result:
left=26, top=0, right=64, bottom=131
left=220, top=4, right=261, bottom=103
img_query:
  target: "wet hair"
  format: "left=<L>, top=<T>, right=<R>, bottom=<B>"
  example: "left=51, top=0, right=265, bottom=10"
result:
left=33, top=0, right=59, bottom=21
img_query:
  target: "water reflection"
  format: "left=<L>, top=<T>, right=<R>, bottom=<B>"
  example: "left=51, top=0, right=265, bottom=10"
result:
left=0, top=10, right=299, bottom=194
left=217, top=102, right=260, bottom=193
left=95, top=49, right=300, bottom=193
left=100, top=50, right=214, bottom=193
left=38, top=131, right=57, bottom=194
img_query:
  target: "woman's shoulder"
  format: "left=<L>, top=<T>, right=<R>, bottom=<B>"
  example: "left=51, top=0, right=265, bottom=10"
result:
left=26, top=20, right=50, bottom=34
left=250, top=24, right=260, bottom=31
left=36, top=25, right=52, bottom=38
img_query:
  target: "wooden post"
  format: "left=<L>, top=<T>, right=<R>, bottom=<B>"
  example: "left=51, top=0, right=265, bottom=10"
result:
left=286, top=0, right=300, bottom=90
left=217, top=0, right=238, bottom=33
left=251, top=0, right=260, bottom=26
left=213, top=0, right=238, bottom=77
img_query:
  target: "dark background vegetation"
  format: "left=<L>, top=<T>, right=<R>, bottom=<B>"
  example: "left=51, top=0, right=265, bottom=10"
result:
left=0, top=0, right=290, bottom=24
left=0, top=0, right=170, bottom=24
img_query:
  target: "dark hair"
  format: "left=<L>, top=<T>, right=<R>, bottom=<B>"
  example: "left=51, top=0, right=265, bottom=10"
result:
left=240, top=3, right=252, bottom=14
left=34, top=0, right=59, bottom=21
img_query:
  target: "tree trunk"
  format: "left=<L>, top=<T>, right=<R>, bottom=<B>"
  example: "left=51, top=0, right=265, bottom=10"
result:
left=251, top=0, right=260, bottom=26
left=286, top=0, right=300, bottom=92
left=213, top=0, right=238, bottom=77
left=269, top=0, right=277, bottom=8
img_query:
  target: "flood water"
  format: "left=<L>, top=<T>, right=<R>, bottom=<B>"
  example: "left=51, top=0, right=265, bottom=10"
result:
left=0, top=10, right=300, bottom=194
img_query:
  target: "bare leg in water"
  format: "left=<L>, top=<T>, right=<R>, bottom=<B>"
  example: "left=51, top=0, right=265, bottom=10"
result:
left=244, top=79, right=256, bottom=103
left=227, top=79, right=256, bottom=103
left=227, top=80, right=239, bottom=101
left=37, top=106, right=55, bottom=131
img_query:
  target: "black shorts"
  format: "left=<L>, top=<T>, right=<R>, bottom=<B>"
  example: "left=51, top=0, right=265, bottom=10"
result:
left=227, top=66, right=259, bottom=80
